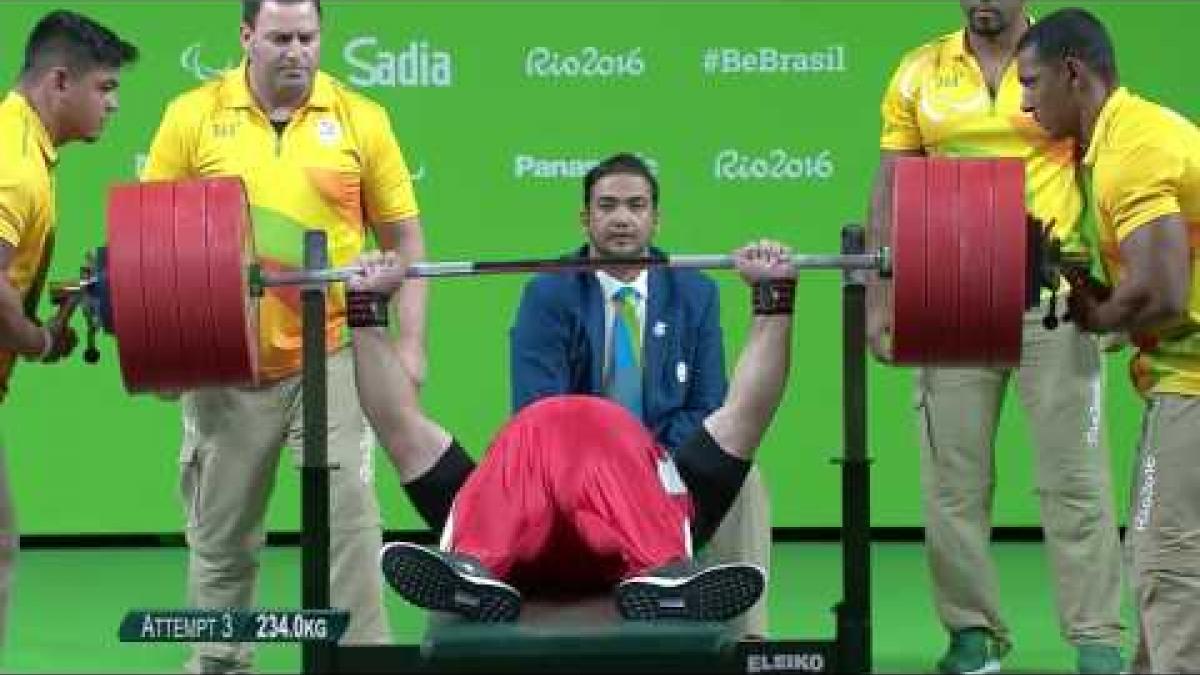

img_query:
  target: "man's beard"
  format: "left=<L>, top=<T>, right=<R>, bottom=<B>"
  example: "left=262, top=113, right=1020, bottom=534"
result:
left=970, top=14, right=1008, bottom=37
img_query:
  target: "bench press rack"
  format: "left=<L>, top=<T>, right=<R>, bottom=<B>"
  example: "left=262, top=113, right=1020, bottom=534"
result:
left=296, top=225, right=873, bottom=674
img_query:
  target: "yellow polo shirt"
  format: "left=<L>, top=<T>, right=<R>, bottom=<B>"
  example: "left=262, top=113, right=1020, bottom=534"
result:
left=1082, top=87, right=1200, bottom=396
left=880, top=29, right=1083, bottom=251
left=142, top=65, right=419, bottom=382
left=0, top=91, right=58, bottom=401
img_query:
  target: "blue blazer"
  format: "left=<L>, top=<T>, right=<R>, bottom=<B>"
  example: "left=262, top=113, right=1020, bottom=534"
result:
left=509, top=246, right=728, bottom=450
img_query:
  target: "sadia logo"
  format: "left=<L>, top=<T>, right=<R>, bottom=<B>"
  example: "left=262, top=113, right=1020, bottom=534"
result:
left=180, top=43, right=237, bottom=81
left=344, top=36, right=453, bottom=88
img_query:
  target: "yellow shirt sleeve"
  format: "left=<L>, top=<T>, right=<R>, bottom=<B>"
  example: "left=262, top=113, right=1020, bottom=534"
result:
left=879, top=50, right=927, bottom=152
left=1100, top=137, right=1184, bottom=242
left=141, top=99, right=196, bottom=181
left=359, top=103, right=419, bottom=226
left=0, top=170, right=32, bottom=247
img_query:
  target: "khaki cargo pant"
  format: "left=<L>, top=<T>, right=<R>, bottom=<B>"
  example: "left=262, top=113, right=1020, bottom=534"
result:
left=915, top=311, right=1123, bottom=652
left=180, top=349, right=389, bottom=673
left=700, top=464, right=771, bottom=638
left=1126, top=394, right=1200, bottom=674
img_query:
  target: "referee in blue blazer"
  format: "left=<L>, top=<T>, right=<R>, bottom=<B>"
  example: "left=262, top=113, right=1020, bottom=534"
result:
left=509, top=153, right=772, bottom=637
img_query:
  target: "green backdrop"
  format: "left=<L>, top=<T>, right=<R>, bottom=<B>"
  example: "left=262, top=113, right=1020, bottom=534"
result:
left=1, top=1, right=1195, bottom=534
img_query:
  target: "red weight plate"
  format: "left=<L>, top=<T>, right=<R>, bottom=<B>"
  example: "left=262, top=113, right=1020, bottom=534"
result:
left=171, top=180, right=220, bottom=389
left=107, top=183, right=150, bottom=393
left=204, top=178, right=259, bottom=387
left=923, top=158, right=962, bottom=364
left=956, top=160, right=996, bottom=366
left=139, top=181, right=187, bottom=391
left=990, top=159, right=1027, bottom=366
left=891, top=157, right=929, bottom=364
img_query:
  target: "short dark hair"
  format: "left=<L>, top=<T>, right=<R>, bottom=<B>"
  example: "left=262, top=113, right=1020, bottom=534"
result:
left=1018, top=8, right=1117, bottom=84
left=243, top=0, right=323, bottom=26
left=21, top=10, right=138, bottom=77
left=583, top=153, right=659, bottom=207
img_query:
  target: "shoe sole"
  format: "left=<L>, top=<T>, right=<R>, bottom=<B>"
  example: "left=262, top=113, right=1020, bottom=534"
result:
left=380, top=542, right=521, bottom=622
left=615, top=562, right=764, bottom=621
left=961, top=658, right=1000, bottom=675
left=938, top=656, right=1001, bottom=675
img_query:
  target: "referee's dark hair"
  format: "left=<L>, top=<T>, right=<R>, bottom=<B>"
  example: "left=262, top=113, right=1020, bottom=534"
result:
left=584, top=153, right=660, bottom=208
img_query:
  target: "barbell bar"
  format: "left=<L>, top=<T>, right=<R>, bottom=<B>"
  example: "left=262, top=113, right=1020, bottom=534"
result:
left=252, top=251, right=891, bottom=290
left=51, top=156, right=1050, bottom=394
left=63, top=251, right=890, bottom=292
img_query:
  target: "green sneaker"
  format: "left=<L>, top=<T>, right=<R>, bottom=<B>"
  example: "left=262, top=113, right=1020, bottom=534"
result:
left=1076, top=643, right=1123, bottom=674
left=936, top=628, right=1004, bottom=674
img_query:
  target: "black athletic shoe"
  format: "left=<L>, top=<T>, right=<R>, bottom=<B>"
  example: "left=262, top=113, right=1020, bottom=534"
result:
left=615, top=559, right=765, bottom=621
left=380, top=541, right=521, bottom=622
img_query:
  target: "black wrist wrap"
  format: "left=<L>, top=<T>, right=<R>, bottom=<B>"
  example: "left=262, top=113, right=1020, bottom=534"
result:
left=347, top=291, right=390, bottom=328
left=752, top=279, right=796, bottom=315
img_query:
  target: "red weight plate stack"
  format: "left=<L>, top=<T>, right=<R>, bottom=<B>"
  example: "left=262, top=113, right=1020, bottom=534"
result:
left=990, top=160, right=1027, bottom=366
left=139, top=182, right=187, bottom=391
left=923, top=158, right=963, bottom=363
left=171, top=179, right=220, bottom=387
left=888, top=157, right=1027, bottom=366
left=107, top=184, right=149, bottom=392
left=105, top=179, right=259, bottom=392
left=955, top=159, right=996, bottom=366
left=204, top=177, right=259, bottom=388
left=890, top=156, right=929, bottom=364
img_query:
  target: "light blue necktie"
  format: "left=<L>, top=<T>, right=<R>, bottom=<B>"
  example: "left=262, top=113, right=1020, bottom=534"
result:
left=605, top=286, right=643, bottom=420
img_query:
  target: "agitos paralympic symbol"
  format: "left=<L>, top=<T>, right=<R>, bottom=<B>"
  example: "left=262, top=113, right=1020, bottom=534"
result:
left=180, top=43, right=236, bottom=81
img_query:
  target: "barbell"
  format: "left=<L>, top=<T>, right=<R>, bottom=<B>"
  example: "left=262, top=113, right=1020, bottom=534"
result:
left=52, top=156, right=1059, bottom=394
